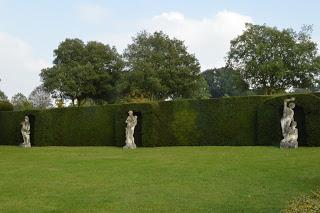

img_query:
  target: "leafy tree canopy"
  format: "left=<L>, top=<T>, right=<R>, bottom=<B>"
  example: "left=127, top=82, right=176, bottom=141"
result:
left=0, top=91, right=8, bottom=102
left=202, top=67, right=249, bottom=98
left=11, top=93, right=32, bottom=111
left=40, top=38, right=124, bottom=106
left=227, top=23, right=320, bottom=94
left=122, top=31, right=209, bottom=100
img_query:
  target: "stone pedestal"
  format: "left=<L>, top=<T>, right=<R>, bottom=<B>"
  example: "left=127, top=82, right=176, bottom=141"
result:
left=280, top=140, right=298, bottom=149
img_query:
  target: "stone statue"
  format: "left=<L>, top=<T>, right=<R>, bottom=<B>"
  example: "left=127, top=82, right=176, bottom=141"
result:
left=280, top=121, right=298, bottom=148
left=123, top=111, right=137, bottom=149
left=280, top=97, right=298, bottom=148
left=20, top=116, right=31, bottom=148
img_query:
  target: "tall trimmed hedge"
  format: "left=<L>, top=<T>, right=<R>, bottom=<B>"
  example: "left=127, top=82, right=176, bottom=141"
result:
left=0, top=101, right=13, bottom=111
left=1, top=94, right=320, bottom=147
left=113, top=96, right=270, bottom=147
left=155, top=96, right=269, bottom=146
left=0, top=106, right=116, bottom=146
left=0, top=101, right=13, bottom=145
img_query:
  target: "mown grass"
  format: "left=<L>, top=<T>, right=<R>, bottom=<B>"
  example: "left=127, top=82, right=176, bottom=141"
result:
left=0, top=146, right=319, bottom=212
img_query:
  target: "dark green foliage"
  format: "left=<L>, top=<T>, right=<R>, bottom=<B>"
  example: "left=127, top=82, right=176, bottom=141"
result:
left=227, top=24, right=320, bottom=94
left=257, top=94, right=320, bottom=146
left=1, top=94, right=320, bottom=147
left=11, top=93, right=33, bottom=111
left=122, top=31, right=208, bottom=100
left=156, top=100, right=202, bottom=146
left=0, top=90, right=8, bottom=101
left=115, top=97, right=270, bottom=147
left=202, top=67, right=249, bottom=98
left=154, top=97, right=268, bottom=146
left=0, top=110, right=27, bottom=145
left=196, top=97, right=269, bottom=146
left=0, top=106, right=116, bottom=146
left=41, top=38, right=124, bottom=105
left=0, top=101, right=13, bottom=111
left=313, top=92, right=320, bottom=97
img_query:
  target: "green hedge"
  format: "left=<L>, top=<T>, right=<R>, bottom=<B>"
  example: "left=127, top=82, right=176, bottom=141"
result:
left=0, top=106, right=116, bottom=146
left=155, top=96, right=269, bottom=146
left=257, top=94, right=320, bottom=146
left=114, top=96, right=269, bottom=147
left=1, top=94, right=320, bottom=147
left=312, top=92, right=320, bottom=98
left=0, top=101, right=13, bottom=111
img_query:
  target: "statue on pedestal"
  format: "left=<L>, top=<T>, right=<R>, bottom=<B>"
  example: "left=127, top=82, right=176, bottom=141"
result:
left=280, top=97, right=298, bottom=148
left=123, top=111, right=137, bottom=149
left=20, top=116, right=31, bottom=148
left=280, top=121, right=298, bottom=148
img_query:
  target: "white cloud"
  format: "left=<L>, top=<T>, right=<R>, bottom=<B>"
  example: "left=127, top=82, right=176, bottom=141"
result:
left=77, top=3, right=109, bottom=24
left=139, top=11, right=253, bottom=69
left=0, top=32, right=49, bottom=98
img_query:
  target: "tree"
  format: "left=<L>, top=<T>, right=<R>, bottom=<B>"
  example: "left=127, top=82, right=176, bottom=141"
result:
left=40, top=38, right=124, bottom=106
left=202, top=67, right=249, bottom=98
left=11, top=93, right=32, bottom=111
left=28, top=85, right=52, bottom=109
left=122, top=31, right=209, bottom=100
left=227, top=23, right=320, bottom=94
left=85, top=41, right=124, bottom=102
left=0, top=90, right=8, bottom=101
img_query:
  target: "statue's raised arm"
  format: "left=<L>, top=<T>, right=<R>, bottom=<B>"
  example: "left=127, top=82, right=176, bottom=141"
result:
left=283, top=97, right=295, bottom=117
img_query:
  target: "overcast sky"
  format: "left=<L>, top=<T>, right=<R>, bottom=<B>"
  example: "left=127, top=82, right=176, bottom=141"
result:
left=0, top=0, right=320, bottom=98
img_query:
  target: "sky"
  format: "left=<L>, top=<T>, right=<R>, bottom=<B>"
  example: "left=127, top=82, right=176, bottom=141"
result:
left=1, top=0, right=320, bottom=98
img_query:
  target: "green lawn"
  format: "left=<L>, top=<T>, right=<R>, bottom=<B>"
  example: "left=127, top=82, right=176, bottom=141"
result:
left=0, top=146, right=319, bottom=213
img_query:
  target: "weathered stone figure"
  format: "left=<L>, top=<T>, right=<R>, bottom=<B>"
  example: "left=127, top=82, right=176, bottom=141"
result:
left=280, top=97, right=298, bottom=148
left=280, top=121, right=298, bottom=148
left=123, top=111, right=137, bottom=149
left=20, top=116, right=31, bottom=148
left=281, top=97, right=295, bottom=135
